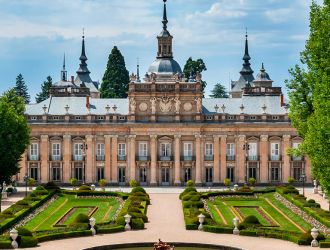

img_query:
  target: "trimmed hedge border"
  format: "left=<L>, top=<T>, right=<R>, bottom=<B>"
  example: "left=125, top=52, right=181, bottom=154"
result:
left=37, top=230, right=92, bottom=242
left=203, top=225, right=233, bottom=234
left=97, top=225, right=124, bottom=234
left=320, top=241, right=330, bottom=248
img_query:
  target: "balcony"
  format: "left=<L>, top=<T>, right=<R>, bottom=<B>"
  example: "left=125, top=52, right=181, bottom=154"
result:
left=226, top=155, right=235, bottom=161
left=50, top=155, right=62, bottom=161
left=136, top=156, right=150, bottom=161
left=28, top=155, right=39, bottom=161
left=158, top=155, right=173, bottom=161
left=117, top=155, right=127, bottom=161
left=292, top=156, right=304, bottom=161
left=204, top=155, right=214, bottom=161
left=96, top=155, right=105, bottom=161
left=269, top=155, right=282, bottom=161
left=72, top=155, right=84, bottom=161
left=247, top=155, right=259, bottom=161
left=181, top=156, right=195, bottom=161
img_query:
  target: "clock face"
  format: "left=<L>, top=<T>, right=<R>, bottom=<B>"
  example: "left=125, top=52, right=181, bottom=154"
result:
left=139, top=102, right=148, bottom=112
left=183, top=102, right=192, bottom=112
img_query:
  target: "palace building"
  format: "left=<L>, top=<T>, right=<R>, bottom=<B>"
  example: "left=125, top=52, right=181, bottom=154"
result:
left=19, top=0, right=311, bottom=186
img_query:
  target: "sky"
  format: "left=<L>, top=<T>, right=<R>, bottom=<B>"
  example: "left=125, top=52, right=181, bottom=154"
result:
left=0, top=0, right=321, bottom=102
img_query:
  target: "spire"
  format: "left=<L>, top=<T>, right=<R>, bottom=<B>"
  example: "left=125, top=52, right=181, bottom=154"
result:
left=61, top=53, right=67, bottom=81
left=76, top=30, right=92, bottom=84
left=162, top=0, right=168, bottom=31
left=239, top=29, right=254, bottom=83
left=136, top=58, right=141, bottom=83
left=80, top=29, right=87, bottom=62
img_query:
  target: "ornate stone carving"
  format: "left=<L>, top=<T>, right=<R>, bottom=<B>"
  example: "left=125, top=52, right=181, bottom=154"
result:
left=139, top=102, right=148, bottom=112
left=183, top=102, right=192, bottom=112
left=129, top=97, right=136, bottom=113
left=130, top=73, right=137, bottom=82
left=150, top=97, right=157, bottom=114
left=260, top=135, right=268, bottom=141
left=174, top=72, right=183, bottom=82
left=194, top=97, right=202, bottom=113
left=158, top=96, right=173, bottom=113
left=174, top=97, right=181, bottom=114
left=150, top=72, right=157, bottom=82
left=238, top=135, right=246, bottom=142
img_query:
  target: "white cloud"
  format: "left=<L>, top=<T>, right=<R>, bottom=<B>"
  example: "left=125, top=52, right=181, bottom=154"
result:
left=265, top=8, right=293, bottom=23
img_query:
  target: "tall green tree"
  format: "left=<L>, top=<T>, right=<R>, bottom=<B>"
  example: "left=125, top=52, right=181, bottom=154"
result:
left=14, top=74, right=30, bottom=104
left=210, top=83, right=229, bottom=98
left=36, top=76, right=53, bottom=103
left=0, top=89, right=30, bottom=207
left=100, top=46, right=129, bottom=98
left=286, top=0, right=330, bottom=193
left=183, top=57, right=207, bottom=91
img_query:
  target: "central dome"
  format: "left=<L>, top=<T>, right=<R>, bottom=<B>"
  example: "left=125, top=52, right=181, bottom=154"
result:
left=148, top=58, right=182, bottom=74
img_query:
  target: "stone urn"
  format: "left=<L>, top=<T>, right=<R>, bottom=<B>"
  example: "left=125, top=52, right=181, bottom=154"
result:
left=198, top=213, right=205, bottom=230
left=311, top=227, right=319, bottom=247
left=124, top=214, right=131, bottom=231
left=10, top=228, right=18, bottom=249
left=233, top=217, right=240, bottom=235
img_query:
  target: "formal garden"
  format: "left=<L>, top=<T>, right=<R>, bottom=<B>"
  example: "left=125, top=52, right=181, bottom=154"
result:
left=0, top=182, right=150, bottom=249
left=180, top=181, right=330, bottom=248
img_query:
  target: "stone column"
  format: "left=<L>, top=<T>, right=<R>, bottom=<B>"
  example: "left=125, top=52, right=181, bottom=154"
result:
left=150, top=135, right=157, bottom=186
left=237, top=135, right=246, bottom=184
left=174, top=135, right=181, bottom=185
left=129, top=135, right=136, bottom=182
left=85, top=135, right=94, bottom=183
left=213, top=135, right=220, bottom=184
left=104, top=135, right=111, bottom=183
left=195, top=134, right=202, bottom=185
left=260, top=135, right=269, bottom=183
left=63, top=134, right=71, bottom=183
left=220, top=135, right=227, bottom=182
left=282, top=135, right=291, bottom=183
left=40, top=135, right=49, bottom=183
left=111, top=135, right=118, bottom=184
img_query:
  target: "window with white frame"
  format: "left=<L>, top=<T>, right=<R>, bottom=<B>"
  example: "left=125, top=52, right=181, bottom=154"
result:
left=74, top=143, right=83, bottom=160
left=118, top=143, right=126, bottom=156
left=97, top=143, right=105, bottom=156
left=29, top=143, right=39, bottom=160
left=160, top=143, right=171, bottom=156
left=205, top=143, right=213, bottom=156
left=226, top=143, right=235, bottom=156
left=183, top=143, right=193, bottom=156
left=52, top=143, right=61, bottom=160
left=270, top=142, right=280, bottom=160
left=139, top=142, right=148, bottom=156
left=248, top=142, right=257, bottom=160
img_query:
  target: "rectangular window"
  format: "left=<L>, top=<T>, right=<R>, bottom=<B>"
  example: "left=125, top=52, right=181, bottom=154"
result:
left=51, top=163, right=61, bottom=181
left=140, top=168, right=147, bottom=183
left=74, top=143, right=83, bottom=161
left=226, top=143, right=235, bottom=160
left=138, top=142, right=148, bottom=156
left=97, top=168, right=104, bottom=181
left=29, top=143, right=39, bottom=160
left=73, top=163, right=83, bottom=181
left=96, top=143, right=105, bottom=161
left=118, top=143, right=126, bottom=156
left=270, top=162, right=281, bottom=181
left=183, top=143, right=193, bottom=157
left=118, top=167, right=126, bottom=183
left=205, top=143, right=213, bottom=156
left=226, top=167, right=235, bottom=182
left=248, top=142, right=257, bottom=160
left=248, top=162, right=258, bottom=179
left=293, top=161, right=303, bottom=180
left=52, top=143, right=61, bottom=161
left=205, top=167, right=213, bottom=183
left=160, top=143, right=171, bottom=157
left=270, top=143, right=280, bottom=160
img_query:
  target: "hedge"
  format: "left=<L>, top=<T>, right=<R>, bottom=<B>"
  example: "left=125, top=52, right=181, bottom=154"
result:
left=207, top=191, right=255, bottom=197
left=0, top=191, right=55, bottom=234
left=320, top=241, right=330, bottom=248
left=185, top=224, right=198, bottom=230
left=19, top=236, right=38, bottom=248
left=239, top=230, right=258, bottom=237
left=36, top=230, right=92, bottom=243
left=97, top=226, right=124, bottom=234
left=0, top=240, right=11, bottom=249
left=203, top=225, right=233, bottom=234
left=132, top=218, right=144, bottom=230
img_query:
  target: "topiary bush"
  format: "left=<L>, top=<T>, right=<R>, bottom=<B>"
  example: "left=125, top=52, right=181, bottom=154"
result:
left=35, top=185, right=47, bottom=191
left=131, top=186, right=146, bottom=194
left=16, top=200, right=30, bottom=206
left=186, top=180, right=194, bottom=187
left=239, top=185, right=252, bottom=192
left=70, top=213, right=89, bottom=226
left=78, top=185, right=91, bottom=191
left=19, top=236, right=38, bottom=248
left=17, top=227, right=33, bottom=237
left=307, top=199, right=316, bottom=203
left=131, top=218, right=144, bottom=230
left=129, top=180, right=138, bottom=188
left=43, top=181, right=60, bottom=190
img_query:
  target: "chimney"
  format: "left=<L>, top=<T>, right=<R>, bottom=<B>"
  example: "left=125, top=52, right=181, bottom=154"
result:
left=71, top=76, right=74, bottom=84
left=86, top=95, right=90, bottom=109
left=280, top=94, right=284, bottom=107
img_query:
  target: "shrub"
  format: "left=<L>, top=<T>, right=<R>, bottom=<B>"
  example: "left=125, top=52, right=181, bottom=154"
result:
left=0, top=240, right=11, bottom=249
left=16, top=200, right=30, bottom=206
left=129, top=180, right=138, bottom=187
left=203, top=225, right=233, bottom=234
left=307, top=199, right=316, bottom=203
left=43, top=181, right=60, bottom=190
left=33, top=190, right=49, bottom=195
left=35, top=185, right=47, bottom=191
left=98, top=179, right=107, bottom=187
left=17, top=227, right=33, bottom=236
left=97, top=226, right=125, bottom=234
left=128, top=207, right=142, bottom=214
left=248, top=177, right=256, bottom=186
left=131, top=191, right=147, bottom=197
left=28, top=178, right=36, bottom=187
left=70, top=178, right=78, bottom=186
left=19, top=236, right=38, bottom=248
left=129, top=212, right=148, bottom=222
left=239, top=185, right=252, bottom=192
left=244, top=215, right=260, bottom=224
left=6, top=187, right=13, bottom=193
left=240, top=230, right=258, bottom=236
left=37, top=230, right=92, bottom=243
left=78, top=185, right=91, bottom=191
left=131, top=186, right=146, bottom=194
left=132, top=218, right=144, bottom=229
left=116, top=216, right=125, bottom=226
left=288, top=177, right=295, bottom=184
left=186, top=180, right=194, bottom=187
left=71, top=213, right=89, bottom=225
left=223, top=178, right=231, bottom=187
left=2, top=210, right=13, bottom=216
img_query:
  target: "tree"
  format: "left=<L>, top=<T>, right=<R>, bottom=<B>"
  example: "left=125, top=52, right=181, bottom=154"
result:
left=36, top=76, right=53, bottom=103
left=210, top=83, right=229, bottom=98
left=0, top=89, right=30, bottom=211
left=286, top=1, right=330, bottom=194
left=100, top=46, right=129, bottom=98
left=183, top=57, right=207, bottom=91
left=14, top=74, right=30, bottom=104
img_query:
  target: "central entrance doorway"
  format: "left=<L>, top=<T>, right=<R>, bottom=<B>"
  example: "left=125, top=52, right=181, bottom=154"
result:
left=161, top=167, right=170, bottom=186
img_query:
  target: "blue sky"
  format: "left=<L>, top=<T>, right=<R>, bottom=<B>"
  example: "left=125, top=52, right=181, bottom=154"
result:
left=0, top=0, right=319, bottom=102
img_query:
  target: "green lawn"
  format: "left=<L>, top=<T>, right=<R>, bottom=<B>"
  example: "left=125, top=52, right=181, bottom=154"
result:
left=207, top=193, right=312, bottom=233
left=24, top=194, right=121, bottom=232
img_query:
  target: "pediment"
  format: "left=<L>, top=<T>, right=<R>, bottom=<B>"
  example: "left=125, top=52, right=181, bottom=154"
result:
left=49, top=136, right=62, bottom=141
left=269, top=136, right=282, bottom=141
left=158, top=136, right=173, bottom=141
left=292, top=136, right=303, bottom=142
left=72, top=136, right=84, bottom=141
left=30, top=136, right=40, bottom=141
left=247, top=136, right=259, bottom=141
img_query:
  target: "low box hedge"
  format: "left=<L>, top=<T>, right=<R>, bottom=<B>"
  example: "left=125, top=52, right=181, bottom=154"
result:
left=37, top=230, right=92, bottom=243
left=97, top=225, right=125, bottom=234
left=320, top=241, right=330, bottom=248
left=132, top=218, right=144, bottom=230
left=239, top=230, right=258, bottom=236
left=203, top=225, right=233, bottom=234
left=185, top=224, right=198, bottom=230
left=207, top=191, right=255, bottom=197
left=19, top=236, right=38, bottom=248
left=0, top=239, right=11, bottom=249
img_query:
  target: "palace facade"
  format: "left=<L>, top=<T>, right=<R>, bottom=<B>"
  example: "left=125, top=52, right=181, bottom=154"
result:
left=19, top=1, right=311, bottom=186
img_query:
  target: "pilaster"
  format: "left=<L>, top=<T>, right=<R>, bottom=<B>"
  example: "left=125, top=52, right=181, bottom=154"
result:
left=150, top=135, right=157, bottom=185
left=111, top=135, right=118, bottom=184
left=174, top=135, right=181, bottom=185
left=237, top=135, right=246, bottom=183
left=195, top=134, right=202, bottom=185
left=85, top=135, right=94, bottom=183
left=128, top=135, right=136, bottom=182
left=260, top=135, right=269, bottom=183
left=104, top=135, right=111, bottom=183
left=282, top=135, right=291, bottom=182
left=40, top=135, right=49, bottom=183
left=220, top=135, right=227, bottom=182
left=213, top=135, right=220, bottom=184
left=63, top=134, right=71, bottom=182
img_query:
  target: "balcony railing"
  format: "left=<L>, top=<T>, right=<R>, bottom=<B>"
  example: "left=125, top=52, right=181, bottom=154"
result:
left=226, top=155, right=235, bottom=161
left=291, top=156, right=304, bottom=161
left=28, top=155, right=39, bottom=161
left=72, top=155, right=84, bottom=161
left=50, top=155, right=62, bottom=161
left=117, top=155, right=127, bottom=161
left=158, top=155, right=173, bottom=161
left=204, top=155, right=214, bottom=161
left=136, top=156, right=150, bottom=161
left=181, top=156, right=195, bottom=161
left=96, top=155, right=105, bottom=161
left=269, top=155, right=282, bottom=161
left=247, top=155, right=259, bottom=161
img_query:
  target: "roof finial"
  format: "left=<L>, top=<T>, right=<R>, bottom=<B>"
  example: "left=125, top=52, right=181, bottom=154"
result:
left=261, top=62, right=265, bottom=71
left=137, top=57, right=141, bottom=83
left=244, top=28, right=250, bottom=60
left=63, top=53, right=66, bottom=71
left=61, top=53, right=67, bottom=81
left=162, top=0, right=168, bottom=31
left=80, top=28, right=87, bottom=61
left=82, top=27, right=85, bottom=39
